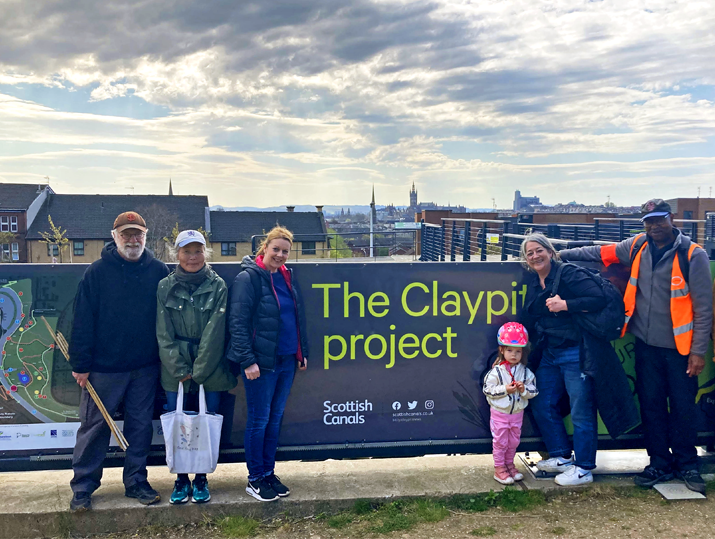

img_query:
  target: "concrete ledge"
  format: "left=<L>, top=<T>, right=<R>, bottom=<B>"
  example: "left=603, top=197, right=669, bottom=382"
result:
left=0, top=455, right=510, bottom=539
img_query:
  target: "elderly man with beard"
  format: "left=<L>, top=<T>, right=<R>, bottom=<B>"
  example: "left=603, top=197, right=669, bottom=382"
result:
left=68, top=212, right=169, bottom=511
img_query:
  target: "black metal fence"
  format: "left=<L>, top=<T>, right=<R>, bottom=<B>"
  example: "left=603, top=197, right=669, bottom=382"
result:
left=420, top=218, right=705, bottom=262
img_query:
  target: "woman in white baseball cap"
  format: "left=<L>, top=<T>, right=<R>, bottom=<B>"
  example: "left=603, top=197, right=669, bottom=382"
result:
left=156, top=230, right=237, bottom=505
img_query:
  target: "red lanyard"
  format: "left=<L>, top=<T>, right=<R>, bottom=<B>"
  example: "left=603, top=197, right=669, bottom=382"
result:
left=500, top=361, right=516, bottom=383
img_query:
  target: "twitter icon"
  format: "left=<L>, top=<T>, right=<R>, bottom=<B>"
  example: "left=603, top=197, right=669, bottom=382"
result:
left=408, top=401, right=417, bottom=410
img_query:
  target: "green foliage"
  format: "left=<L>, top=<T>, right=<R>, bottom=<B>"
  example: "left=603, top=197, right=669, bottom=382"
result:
left=353, top=499, right=378, bottom=515
left=326, top=513, right=354, bottom=529
left=39, top=215, right=69, bottom=262
left=327, top=229, right=352, bottom=258
left=414, top=499, right=450, bottom=522
left=216, top=516, right=260, bottom=538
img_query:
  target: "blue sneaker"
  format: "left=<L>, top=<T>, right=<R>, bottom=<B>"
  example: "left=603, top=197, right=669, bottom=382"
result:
left=170, top=477, right=192, bottom=505
left=191, top=475, right=211, bottom=504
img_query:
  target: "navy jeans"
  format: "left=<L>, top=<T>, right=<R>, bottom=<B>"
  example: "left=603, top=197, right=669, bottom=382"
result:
left=634, top=339, right=698, bottom=472
left=165, top=390, right=221, bottom=415
left=242, top=355, right=296, bottom=482
left=531, top=346, right=598, bottom=470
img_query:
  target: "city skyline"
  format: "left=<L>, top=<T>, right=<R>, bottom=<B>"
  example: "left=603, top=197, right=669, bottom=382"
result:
left=0, top=1, right=713, bottom=207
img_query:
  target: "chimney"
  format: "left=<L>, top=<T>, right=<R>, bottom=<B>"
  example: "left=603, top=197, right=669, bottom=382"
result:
left=315, top=205, right=324, bottom=213
left=286, top=206, right=295, bottom=212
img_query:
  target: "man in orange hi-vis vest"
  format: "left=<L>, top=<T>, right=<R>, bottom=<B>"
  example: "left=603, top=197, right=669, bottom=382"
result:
left=559, top=199, right=713, bottom=495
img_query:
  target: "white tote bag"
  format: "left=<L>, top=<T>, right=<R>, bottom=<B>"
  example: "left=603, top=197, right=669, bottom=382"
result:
left=160, top=383, right=223, bottom=474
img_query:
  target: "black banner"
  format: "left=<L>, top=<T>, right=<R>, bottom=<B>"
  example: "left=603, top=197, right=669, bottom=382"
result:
left=1, top=262, right=714, bottom=470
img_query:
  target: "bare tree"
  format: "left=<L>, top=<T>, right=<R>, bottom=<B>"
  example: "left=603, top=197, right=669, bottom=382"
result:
left=39, top=215, right=70, bottom=263
left=136, top=204, right=180, bottom=262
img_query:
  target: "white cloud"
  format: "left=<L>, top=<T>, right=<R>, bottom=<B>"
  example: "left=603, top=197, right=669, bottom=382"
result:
left=0, top=0, right=713, bottom=206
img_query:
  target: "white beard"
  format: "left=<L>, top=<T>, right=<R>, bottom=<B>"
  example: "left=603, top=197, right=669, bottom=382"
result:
left=117, top=242, right=144, bottom=261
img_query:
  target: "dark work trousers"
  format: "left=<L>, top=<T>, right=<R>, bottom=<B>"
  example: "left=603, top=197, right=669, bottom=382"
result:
left=70, top=364, right=160, bottom=495
left=634, top=338, right=698, bottom=472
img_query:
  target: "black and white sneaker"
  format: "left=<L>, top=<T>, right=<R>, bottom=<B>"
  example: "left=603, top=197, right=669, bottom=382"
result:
left=246, top=478, right=279, bottom=502
left=264, top=473, right=290, bottom=497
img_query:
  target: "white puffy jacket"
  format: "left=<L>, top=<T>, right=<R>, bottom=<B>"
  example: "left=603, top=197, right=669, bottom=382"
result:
left=483, top=362, right=538, bottom=414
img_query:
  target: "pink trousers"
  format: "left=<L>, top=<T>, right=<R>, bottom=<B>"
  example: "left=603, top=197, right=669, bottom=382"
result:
left=490, top=408, right=524, bottom=467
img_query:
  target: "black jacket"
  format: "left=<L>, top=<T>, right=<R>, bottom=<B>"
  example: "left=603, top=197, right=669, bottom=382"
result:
left=68, top=242, right=170, bottom=373
left=226, top=256, right=309, bottom=371
left=523, top=261, right=606, bottom=350
left=522, top=261, right=639, bottom=439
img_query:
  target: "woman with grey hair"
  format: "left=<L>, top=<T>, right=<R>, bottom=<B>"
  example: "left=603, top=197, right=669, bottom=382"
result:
left=157, top=230, right=236, bottom=505
left=519, top=233, right=605, bottom=487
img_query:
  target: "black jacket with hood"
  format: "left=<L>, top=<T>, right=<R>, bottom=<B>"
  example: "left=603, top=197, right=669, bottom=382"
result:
left=226, top=255, right=309, bottom=372
left=69, top=242, right=170, bottom=373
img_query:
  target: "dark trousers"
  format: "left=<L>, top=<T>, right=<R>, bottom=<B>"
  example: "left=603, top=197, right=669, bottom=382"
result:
left=242, top=355, right=296, bottom=482
left=634, top=339, right=698, bottom=472
left=71, top=364, right=160, bottom=495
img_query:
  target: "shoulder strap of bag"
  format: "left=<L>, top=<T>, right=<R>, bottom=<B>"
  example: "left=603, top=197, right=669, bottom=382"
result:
left=551, top=262, right=567, bottom=297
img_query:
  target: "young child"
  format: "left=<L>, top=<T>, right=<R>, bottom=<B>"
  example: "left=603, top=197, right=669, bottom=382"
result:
left=483, top=322, right=538, bottom=485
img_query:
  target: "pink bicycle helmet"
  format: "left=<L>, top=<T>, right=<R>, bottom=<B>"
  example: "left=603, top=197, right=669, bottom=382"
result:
left=497, top=322, right=529, bottom=347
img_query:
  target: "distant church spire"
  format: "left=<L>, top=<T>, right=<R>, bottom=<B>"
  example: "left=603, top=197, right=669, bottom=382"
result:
left=168, top=179, right=174, bottom=196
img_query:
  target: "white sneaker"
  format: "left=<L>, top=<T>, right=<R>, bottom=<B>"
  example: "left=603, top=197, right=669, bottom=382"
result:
left=554, top=465, right=593, bottom=486
left=536, top=456, right=574, bottom=473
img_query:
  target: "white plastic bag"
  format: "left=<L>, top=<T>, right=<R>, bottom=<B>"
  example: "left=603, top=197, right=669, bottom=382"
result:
left=160, top=383, right=223, bottom=474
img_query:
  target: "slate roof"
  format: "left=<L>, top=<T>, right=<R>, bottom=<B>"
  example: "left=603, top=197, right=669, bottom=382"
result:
left=26, top=194, right=209, bottom=240
left=209, top=211, right=327, bottom=243
left=0, top=184, right=52, bottom=211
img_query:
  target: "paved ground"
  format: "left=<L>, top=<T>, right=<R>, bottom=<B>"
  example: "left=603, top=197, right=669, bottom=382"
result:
left=0, top=450, right=710, bottom=539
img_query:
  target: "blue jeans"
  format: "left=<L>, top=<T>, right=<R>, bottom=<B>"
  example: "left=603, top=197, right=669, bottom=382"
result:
left=165, top=390, right=221, bottom=414
left=242, top=355, right=297, bottom=482
left=531, top=346, right=598, bottom=470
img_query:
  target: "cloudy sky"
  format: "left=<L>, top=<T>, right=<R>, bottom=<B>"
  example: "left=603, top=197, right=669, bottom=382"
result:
left=0, top=0, right=713, bottom=209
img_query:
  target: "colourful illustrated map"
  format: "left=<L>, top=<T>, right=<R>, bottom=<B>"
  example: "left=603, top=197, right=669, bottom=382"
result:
left=0, top=280, right=79, bottom=423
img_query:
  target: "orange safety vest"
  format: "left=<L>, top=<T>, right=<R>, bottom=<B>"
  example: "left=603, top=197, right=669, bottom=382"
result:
left=601, top=233, right=699, bottom=355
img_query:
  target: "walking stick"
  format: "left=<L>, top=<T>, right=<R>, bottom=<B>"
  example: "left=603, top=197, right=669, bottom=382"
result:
left=40, top=317, right=129, bottom=451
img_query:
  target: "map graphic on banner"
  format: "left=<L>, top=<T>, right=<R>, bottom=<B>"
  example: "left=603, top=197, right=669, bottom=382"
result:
left=0, top=277, right=80, bottom=426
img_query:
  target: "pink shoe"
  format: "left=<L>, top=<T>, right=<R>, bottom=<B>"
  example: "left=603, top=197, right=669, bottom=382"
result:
left=494, top=466, right=514, bottom=485
left=506, top=463, right=524, bottom=481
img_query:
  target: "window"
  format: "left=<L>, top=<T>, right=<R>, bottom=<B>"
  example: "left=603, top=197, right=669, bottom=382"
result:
left=0, top=216, right=7, bottom=232
left=10, top=216, right=17, bottom=232
left=302, top=241, right=316, bottom=255
left=47, top=244, right=59, bottom=257
left=683, top=211, right=693, bottom=220
left=73, top=241, right=85, bottom=256
left=1, top=244, right=9, bottom=261
left=221, top=242, right=237, bottom=256
left=11, top=243, right=18, bottom=261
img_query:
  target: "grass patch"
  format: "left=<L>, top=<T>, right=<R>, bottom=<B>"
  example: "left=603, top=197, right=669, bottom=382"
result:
left=471, top=526, right=497, bottom=536
left=550, top=527, right=567, bottom=535
left=216, top=516, right=260, bottom=538
left=414, top=499, right=450, bottom=523
left=326, top=513, right=354, bottom=529
left=706, top=480, right=715, bottom=493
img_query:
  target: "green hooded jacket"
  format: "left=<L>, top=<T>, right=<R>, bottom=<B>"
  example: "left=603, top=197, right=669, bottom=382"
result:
left=156, top=267, right=237, bottom=393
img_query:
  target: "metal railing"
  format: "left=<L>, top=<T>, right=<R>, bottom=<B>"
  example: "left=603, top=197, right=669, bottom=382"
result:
left=420, top=219, right=511, bottom=262
left=421, top=217, right=707, bottom=262
left=250, top=231, right=418, bottom=261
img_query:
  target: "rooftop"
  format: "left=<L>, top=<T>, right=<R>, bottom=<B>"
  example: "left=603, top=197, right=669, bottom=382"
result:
left=209, top=210, right=327, bottom=243
left=26, top=194, right=209, bottom=239
left=0, top=183, right=53, bottom=211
